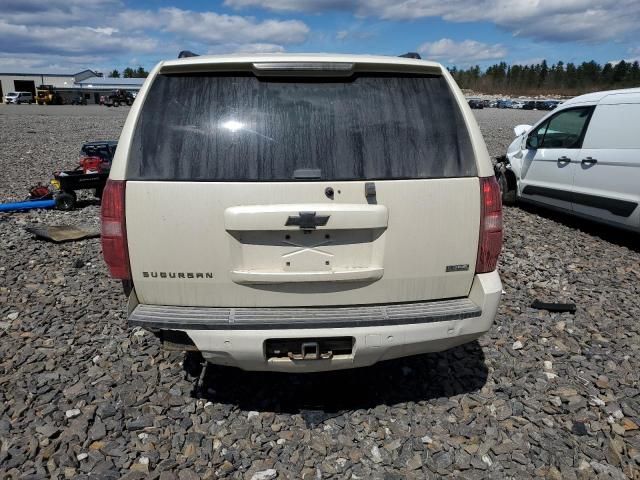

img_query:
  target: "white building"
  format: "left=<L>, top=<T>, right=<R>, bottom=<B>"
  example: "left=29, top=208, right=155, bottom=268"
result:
left=0, top=70, right=144, bottom=103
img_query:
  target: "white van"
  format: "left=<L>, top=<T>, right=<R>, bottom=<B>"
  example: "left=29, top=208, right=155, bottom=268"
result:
left=4, top=92, right=33, bottom=104
left=101, top=53, right=503, bottom=372
left=498, top=87, right=640, bottom=232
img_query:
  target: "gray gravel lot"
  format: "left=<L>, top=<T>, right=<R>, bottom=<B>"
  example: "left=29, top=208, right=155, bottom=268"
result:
left=1, top=104, right=639, bottom=479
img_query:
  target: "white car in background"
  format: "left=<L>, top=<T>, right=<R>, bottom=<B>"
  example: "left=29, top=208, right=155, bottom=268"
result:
left=497, top=87, right=640, bottom=232
left=4, top=92, right=33, bottom=104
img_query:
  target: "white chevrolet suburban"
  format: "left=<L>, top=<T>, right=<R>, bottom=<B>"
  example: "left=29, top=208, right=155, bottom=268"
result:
left=101, top=53, right=503, bottom=372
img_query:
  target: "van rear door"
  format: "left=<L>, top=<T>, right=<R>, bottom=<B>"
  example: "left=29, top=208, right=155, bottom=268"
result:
left=573, top=96, right=640, bottom=230
left=124, top=65, right=481, bottom=307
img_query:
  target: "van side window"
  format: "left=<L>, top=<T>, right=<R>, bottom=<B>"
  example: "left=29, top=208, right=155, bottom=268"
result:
left=536, top=107, right=593, bottom=149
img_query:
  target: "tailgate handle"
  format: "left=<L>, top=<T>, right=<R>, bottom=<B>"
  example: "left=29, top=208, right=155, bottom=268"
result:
left=225, top=204, right=388, bottom=231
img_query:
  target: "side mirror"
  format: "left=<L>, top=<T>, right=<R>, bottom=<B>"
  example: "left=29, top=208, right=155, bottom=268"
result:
left=527, top=135, right=540, bottom=149
left=513, top=124, right=531, bottom=137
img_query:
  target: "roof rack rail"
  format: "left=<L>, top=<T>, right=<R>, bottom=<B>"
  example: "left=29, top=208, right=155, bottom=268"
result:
left=178, top=50, right=199, bottom=58
left=398, top=52, right=421, bottom=59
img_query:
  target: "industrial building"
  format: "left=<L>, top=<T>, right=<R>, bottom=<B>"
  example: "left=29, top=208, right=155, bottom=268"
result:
left=0, top=70, right=144, bottom=104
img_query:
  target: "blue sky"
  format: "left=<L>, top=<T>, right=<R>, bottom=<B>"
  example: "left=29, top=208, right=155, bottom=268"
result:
left=1, top=0, right=639, bottom=73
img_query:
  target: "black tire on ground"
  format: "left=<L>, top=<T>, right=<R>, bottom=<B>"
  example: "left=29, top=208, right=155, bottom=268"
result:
left=55, top=192, right=77, bottom=211
left=498, top=171, right=517, bottom=206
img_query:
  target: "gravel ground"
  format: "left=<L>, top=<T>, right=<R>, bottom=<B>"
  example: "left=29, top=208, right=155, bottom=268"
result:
left=1, top=105, right=639, bottom=479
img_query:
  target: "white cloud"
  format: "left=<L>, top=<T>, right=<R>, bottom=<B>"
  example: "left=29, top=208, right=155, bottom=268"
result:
left=225, top=0, right=357, bottom=13
left=231, top=43, right=286, bottom=53
left=225, top=0, right=640, bottom=43
left=159, top=7, right=309, bottom=44
left=0, top=4, right=310, bottom=72
left=0, top=21, right=157, bottom=56
left=0, top=53, right=107, bottom=73
left=418, top=38, right=507, bottom=64
left=335, top=26, right=375, bottom=41
left=3, top=0, right=122, bottom=26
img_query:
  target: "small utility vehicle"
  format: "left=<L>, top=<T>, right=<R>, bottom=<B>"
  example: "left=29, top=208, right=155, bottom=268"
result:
left=52, top=141, right=117, bottom=210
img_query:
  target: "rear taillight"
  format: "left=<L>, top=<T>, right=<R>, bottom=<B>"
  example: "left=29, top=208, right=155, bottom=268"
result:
left=475, top=176, right=503, bottom=273
left=101, top=180, right=131, bottom=280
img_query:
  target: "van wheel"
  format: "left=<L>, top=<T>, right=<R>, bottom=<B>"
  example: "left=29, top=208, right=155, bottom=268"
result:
left=55, top=192, right=77, bottom=211
left=498, top=172, right=517, bottom=206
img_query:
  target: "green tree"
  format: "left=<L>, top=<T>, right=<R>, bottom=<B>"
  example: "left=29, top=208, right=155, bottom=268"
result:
left=538, top=60, right=548, bottom=88
left=612, top=60, right=630, bottom=84
left=601, top=63, right=614, bottom=85
left=134, top=66, right=149, bottom=78
left=108, top=69, right=120, bottom=78
left=630, top=61, right=640, bottom=84
left=449, top=57, right=633, bottom=95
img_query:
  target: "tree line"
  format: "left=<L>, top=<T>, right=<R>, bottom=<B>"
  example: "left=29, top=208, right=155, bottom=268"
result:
left=450, top=60, right=640, bottom=96
left=107, top=67, right=149, bottom=78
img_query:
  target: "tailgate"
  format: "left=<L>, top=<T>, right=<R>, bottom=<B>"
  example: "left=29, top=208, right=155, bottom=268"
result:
left=126, top=178, right=479, bottom=307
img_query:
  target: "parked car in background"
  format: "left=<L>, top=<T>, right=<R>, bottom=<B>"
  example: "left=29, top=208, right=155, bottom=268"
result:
left=71, top=95, right=88, bottom=105
left=497, top=99, right=513, bottom=109
left=102, top=53, right=503, bottom=372
left=496, top=87, right=640, bottom=233
left=4, top=92, right=33, bottom=104
left=522, top=101, right=536, bottom=110
left=103, top=90, right=134, bottom=107
left=468, top=99, right=484, bottom=109
left=511, top=101, right=524, bottom=109
left=544, top=100, right=561, bottom=110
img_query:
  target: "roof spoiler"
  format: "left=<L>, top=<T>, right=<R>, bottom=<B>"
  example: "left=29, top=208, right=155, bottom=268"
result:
left=399, top=52, right=421, bottom=59
left=178, top=50, right=200, bottom=58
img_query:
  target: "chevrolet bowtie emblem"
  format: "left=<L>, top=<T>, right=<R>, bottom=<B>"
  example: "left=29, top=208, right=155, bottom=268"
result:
left=285, top=211, right=330, bottom=230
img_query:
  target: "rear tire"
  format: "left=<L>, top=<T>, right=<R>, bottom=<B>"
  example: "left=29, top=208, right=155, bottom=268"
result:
left=55, top=192, right=77, bottom=211
left=498, top=172, right=517, bottom=206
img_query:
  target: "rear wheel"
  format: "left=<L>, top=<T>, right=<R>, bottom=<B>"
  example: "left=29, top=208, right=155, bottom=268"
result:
left=498, top=171, right=516, bottom=205
left=55, top=191, right=77, bottom=211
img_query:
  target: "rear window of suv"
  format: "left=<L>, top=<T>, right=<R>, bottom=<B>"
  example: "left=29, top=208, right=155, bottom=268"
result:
left=127, top=72, right=476, bottom=181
